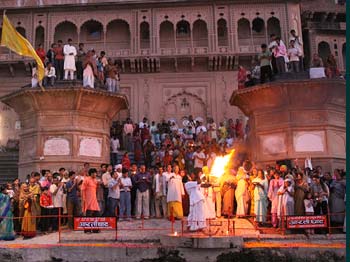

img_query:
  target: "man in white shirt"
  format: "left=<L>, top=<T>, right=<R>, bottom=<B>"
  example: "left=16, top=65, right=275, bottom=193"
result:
left=289, top=29, right=304, bottom=71
left=63, top=38, right=77, bottom=80
left=50, top=176, right=64, bottom=231
left=193, top=146, right=206, bottom=175
left=107, top=170, right=122, bottom=216
left=153, top=166, right=167, bottom=218
left=44, top=62, right=56, bottom=87
left=139, top=117, right=148, bottom=129
left=110, top=136, right=120, bottom=167
left=195, top=122, right=207, bottom=135
left=288, top=40, right=301, bottom=73
left=119, top=168, right=132, bottom=220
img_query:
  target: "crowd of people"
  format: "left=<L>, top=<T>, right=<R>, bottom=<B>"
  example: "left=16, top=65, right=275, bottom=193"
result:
left=238, top=30, right=343, bottom=89
left=32, top=39, right=121, bottom=91
left=0, top=116, right=346, bottom=240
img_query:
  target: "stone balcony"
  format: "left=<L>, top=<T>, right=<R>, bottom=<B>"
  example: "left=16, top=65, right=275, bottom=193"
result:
left=306, top=21, right=346, bottom=31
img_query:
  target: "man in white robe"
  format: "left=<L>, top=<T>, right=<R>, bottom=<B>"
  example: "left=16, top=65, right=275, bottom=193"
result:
left=200, top=167, right=216, bottom=219
left=63, top=38, right=77, bottom=80
left=235, top=168, right=250, bottom=217
left=185, top=180, right=206, bottom=231
left=166, top=170, right=185, bottom=219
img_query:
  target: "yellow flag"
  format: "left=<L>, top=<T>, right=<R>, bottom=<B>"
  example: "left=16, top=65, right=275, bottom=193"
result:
left=1, top=14, right=45, bottom=89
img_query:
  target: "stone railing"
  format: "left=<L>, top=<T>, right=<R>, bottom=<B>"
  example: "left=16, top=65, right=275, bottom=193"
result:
left=1, top=0, right=183, bottom=8
left=301, top=0, right=346, bottom=13
left=306, top=21, right=344, bottom=30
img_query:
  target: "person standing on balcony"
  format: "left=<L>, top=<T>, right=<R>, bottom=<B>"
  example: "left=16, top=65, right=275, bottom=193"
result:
left=35, top=43, right=46, bottom=65
left=288, top=39, right=301, bottom=73
left=272, top=37, right=287, bottom=75
left=76, top=43, right=86, bottom=81
left=46, top=43, right=56, bottom=65
left=289, top=30, right=304, bottom=71
left=83, top=50, right=97, bottom=88
left=53, top=40, right=64, bottom=80
left=63, top=38, right=77, bottom=80
left=105, top=58, right=118, bottom=92
left=259, top=44, right=273, bottom=83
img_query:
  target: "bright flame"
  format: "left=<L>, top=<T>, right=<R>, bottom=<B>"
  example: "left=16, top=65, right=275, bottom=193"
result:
left=174, top=231, right=178, bottom=236
left=210, top=149, right=235, bottom=178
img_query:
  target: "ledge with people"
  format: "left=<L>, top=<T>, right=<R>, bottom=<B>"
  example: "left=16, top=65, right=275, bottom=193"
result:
left=31, top=39, right=121, bottom=92
left=237, top=30, right=344, bottom=89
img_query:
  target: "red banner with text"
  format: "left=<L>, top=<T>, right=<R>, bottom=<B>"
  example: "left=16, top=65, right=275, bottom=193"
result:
left=74, top=217, right=116, bottom=230
left=286, top=215, right=327, bottom=229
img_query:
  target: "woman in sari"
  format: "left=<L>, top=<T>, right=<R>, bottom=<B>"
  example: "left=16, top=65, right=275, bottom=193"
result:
left=20, top=183, right=36, bottom=239
left=294, top=172, right=309, bottom=215
left=252, top=170, right=269, bottom=226
left=0, top=186, right=15, bottom=240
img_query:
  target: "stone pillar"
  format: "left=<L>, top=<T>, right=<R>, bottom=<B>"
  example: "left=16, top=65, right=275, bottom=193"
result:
left=230, top=79, right=346, bottom=171
left=1, top=87, right=128, bottom=180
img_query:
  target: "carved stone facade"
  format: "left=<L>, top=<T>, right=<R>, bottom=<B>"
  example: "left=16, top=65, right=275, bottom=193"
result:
left=0, top=0, right=345, bottom=148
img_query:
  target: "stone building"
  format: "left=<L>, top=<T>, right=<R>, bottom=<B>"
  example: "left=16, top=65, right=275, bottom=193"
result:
left=0, top=0, right=346, bottom=148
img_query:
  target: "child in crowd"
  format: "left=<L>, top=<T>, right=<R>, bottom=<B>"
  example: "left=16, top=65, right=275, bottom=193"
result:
left=304, top=192, right=315, bottom=235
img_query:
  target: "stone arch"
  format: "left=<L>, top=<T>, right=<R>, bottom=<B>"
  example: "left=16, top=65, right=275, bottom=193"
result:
left=267, top=17, right=281, bottom=38
left=159, top=20, right=175, bottom=48
left=192, top=19, right=208, bottom=47
left=252, top=17, right=266, bottom=46
left=342, top=42, right=346, bottom=70
left=106, top=19, right=131, bottom=50
left=80, top=20, right=103, bottom=48
left=176, top=20, right=191, bottom=48
left=163, top=91, right=207, bottom=125
left=54, top=21, right=78, bottom=44
left=217, top=18, right=228, bottom=46
left=318, top=41, right=331, bottom=64
left=35, top=25, right=45, bottom=48
left=237, top=18, right=251, bottom=47
left=16, top=26, right=26, bottom=38
left=140, top=21, right=150, bottom=49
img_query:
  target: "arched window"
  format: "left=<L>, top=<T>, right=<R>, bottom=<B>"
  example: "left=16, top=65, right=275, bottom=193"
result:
left=16, top=26, right=26, bottom=37
left=140, top=21, right=150, bottom=49
left=192, top=20, right=208, bottom=47
left=176, top=20, right=190, bottom=36
left=267, top=17, right=281, bottom=38
left=80, top=20, right=103, bottom=42
left=54, top=21, right=78, bottom=44
left=318, top=41, right=331, bottom=63
left=106, top=19, right=131, bottom=49
left=252, top=17, right=266, bottom=46
left=35, top=26, right=45, bottom=48
left=176, top=20, right=191, bottom=48
left=237, top=18, right=251, bottom=46
left=159, top=21, right=175, bottom=48
left=217, top=19, right=228, bottom=46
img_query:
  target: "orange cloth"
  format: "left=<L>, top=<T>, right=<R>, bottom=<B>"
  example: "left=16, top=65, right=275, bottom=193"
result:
left=81, top=176, right=100, bottom=213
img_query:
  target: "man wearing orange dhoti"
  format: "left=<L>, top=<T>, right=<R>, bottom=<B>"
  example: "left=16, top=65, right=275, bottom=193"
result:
left=81, top=168, right=100, bottom=233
